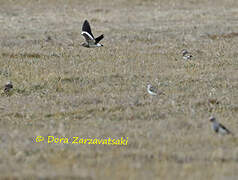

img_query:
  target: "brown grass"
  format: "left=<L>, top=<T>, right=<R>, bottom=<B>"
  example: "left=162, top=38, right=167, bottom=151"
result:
left=0, top=0, right=238, bottom=179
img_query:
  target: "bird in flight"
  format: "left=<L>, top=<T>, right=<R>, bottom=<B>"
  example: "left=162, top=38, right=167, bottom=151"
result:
left=147, top=84, right=158, bottom=96
left=209, top=116, right=232, bottom=135
left=182, top=49, right=192, bottom=60
left=81, top=20, right=104, bottom=48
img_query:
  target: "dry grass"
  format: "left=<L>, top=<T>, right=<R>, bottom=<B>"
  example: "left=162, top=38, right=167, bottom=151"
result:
left=0, top=0, right=238, bottom=179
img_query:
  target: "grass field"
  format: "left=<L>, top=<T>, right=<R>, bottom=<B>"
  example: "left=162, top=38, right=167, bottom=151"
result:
left=0, top=0, right=238, bottom=179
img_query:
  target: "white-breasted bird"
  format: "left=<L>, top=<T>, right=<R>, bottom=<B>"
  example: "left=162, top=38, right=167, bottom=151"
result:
left=81, top=20, right=104, bottom=48
left=4, top=81, right=13, bottom=93
left=2, top=81, right=13, bottom=96
left=209, top=116, right=232, bottom=135
left=182, top=49, right=192, bottom=60
left=147, top=84, right=158, bottom=96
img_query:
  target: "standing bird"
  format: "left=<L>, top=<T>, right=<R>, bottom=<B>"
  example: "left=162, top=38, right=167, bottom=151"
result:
left=182, top=49, right=192, bottom=60
left=147, top=84, right=158, bottom=96
left=4, top=81, right=13, bottom=94
left=81, top=20, right=104, bottom=48
left=209, top=116, right=232, bottom=135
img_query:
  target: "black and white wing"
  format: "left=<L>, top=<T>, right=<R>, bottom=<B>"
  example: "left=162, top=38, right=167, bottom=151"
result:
left=81, top=20, right=95, bottom=44
left=95, top=34, right=104, bottom=43
left=82, top=20, right=94, bottom=38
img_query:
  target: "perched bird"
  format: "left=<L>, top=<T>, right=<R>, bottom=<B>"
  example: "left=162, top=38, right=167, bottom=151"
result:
left=147, top=84, right=158, bottom=96
left=4, top=81, right=13, bottom=95
left=81, top=20, right=104, bottom=48
left=182, top=49, right=192, bottom=60
left=209, top=116, right=232, bottom=135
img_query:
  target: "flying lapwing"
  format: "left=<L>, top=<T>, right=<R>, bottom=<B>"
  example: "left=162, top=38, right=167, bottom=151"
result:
left=147, top=84, right=158, bottom=96
left=182, top=49, right=192, bottom=60
left=81, top=20, right=104, bottom=48
left=209, top=116, right=232, bottom=135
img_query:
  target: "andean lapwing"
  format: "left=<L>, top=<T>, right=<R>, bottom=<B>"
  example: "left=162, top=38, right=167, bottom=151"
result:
left=182, top=49, right=192, bottom=60
left=81, top=20, right=104, bottom=48
left=147, top=84, right=158, bottom=96
left=4, top=81, right=13, bottom=95
left=209, top=116, right=232, bottom=135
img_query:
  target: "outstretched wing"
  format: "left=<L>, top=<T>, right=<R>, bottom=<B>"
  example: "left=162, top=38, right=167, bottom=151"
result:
left=95, top=34, right=104, bottom=43
left=82, top=20, right=94, bottom=39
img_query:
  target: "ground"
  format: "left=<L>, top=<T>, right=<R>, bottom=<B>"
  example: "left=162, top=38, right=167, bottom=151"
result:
left=0, top=0, right=238, bottom=179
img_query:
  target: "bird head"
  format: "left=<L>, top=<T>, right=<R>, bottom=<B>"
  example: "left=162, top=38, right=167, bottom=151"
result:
left=5, top=81, right=13, bottom=87
left=96, top=43, right=103, bottom=47
left=209, top=116, right=216, bottom=122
